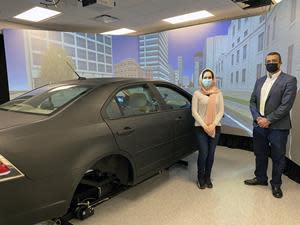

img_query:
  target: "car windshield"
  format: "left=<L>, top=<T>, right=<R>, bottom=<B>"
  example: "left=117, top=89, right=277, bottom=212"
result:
left=0, top=84, right=91, bottom=115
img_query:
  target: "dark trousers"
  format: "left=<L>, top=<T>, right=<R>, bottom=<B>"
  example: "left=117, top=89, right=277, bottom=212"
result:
left=253, top=126, right=289, bottom=188
left=196, top=126, right=221, bottom=181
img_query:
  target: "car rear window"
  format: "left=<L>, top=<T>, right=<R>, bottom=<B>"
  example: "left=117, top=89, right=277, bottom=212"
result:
left=0, top=85, right=91, bottom=115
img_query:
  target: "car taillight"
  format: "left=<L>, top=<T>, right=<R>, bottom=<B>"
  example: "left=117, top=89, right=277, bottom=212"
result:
left=0, top=162, right=11, bottom=176
left=0, top=154, right=24, bottom=183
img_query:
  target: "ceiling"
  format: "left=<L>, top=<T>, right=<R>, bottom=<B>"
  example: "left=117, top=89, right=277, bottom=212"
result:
left=0, top=0, right=272, bottom=35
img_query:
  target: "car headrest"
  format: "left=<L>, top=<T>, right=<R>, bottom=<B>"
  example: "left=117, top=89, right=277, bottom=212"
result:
left=128, top=93, right=148, bottom=108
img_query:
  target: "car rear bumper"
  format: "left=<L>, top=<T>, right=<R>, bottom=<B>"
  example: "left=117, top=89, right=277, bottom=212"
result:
left=0, top=173, right=78, bottom=225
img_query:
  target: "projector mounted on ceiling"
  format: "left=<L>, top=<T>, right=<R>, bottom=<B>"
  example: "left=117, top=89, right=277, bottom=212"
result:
left=81, top=0, right=116, bottom=10
left=231, top=0, right=276, bottom=9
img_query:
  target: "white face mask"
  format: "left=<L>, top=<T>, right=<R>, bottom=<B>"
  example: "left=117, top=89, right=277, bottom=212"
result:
left=202, top=79, right=212, bottom=88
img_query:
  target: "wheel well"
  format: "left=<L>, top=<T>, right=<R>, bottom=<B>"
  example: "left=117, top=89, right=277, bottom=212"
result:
left=92, top=154, right=134, bottom=185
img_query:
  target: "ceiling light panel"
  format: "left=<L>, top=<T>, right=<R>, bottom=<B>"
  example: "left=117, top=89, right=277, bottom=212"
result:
left=101, top=28, right=136, bottom=35
left=14, top=7, right=61, bottom=22
left=163, top=10, right=214, bottom=24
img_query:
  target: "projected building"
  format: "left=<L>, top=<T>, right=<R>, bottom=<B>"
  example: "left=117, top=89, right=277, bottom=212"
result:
left=139, top=32, right=169, bottom=81
left=177, top=56, right=183, bottom=85
left=114, top=59, right=147, bottom=78
left=193, top=52, right=204, bottom=88
left=264, top=0, right=300, bottom=81
left=23, top=31, right=113, bottom=88
left=205, top=16, right=266, bottom=91
left=204, top=35, right=226, bottom=88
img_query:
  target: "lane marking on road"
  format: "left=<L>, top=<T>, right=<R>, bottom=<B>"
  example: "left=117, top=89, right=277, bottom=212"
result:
left=224, top=113, right=252, bottom=135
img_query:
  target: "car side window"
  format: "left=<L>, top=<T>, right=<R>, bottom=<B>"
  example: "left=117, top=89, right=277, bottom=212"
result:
left=106, top=97, right=122, bottom=119
left=156, top=86, right=190, bottom=110
left=107, top=85, right=159, bottom=118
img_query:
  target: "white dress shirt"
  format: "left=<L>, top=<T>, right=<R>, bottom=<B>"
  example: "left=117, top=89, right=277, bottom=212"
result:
left=259, top=70, right=281, bottom=116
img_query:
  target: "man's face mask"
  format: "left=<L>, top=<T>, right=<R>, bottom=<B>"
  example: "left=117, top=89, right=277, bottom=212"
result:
left=266, top=63, right=279, bottom=73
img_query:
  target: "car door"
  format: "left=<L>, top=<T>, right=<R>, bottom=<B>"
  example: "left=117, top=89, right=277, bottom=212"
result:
left=152, top=84, right=196, bottom=159
left=102, top=83, right=174, bottom=177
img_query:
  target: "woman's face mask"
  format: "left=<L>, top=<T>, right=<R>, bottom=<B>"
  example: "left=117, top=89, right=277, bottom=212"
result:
left=202, top=71, right=213, bottom=88
left=202, top=79, right=212, bottom=88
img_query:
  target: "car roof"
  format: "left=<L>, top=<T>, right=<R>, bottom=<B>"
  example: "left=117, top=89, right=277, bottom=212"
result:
left=56, top=77, right=154, bottom=87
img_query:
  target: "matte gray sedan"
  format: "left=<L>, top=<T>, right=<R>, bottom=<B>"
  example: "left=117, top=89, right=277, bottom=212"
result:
left=0, top=78, right=197, bottom=225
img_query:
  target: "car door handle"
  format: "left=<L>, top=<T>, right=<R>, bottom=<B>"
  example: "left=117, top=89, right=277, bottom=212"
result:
left=117, top=127, right=135, bottom=136
left=175, top=116, right=183, bottom=121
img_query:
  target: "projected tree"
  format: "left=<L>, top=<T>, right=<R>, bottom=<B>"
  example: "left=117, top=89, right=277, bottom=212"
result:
left=39, top=47, right=76, bottom=85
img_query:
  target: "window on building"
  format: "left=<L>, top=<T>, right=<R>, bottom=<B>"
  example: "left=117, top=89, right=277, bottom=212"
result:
left=64, top=33, right=75, bottom=45
left=88, top=62, right=97, bottom=72
left=236, top=71, right=239, bottom=83
left=106, top=56, right=112, bottom=64
left=77, top=49, right=87, bottom=59
left=78, top=60, right=87, bottom=70
left=97, top=54, right=105, bottom=63
left=231, top=73, right=233, bottom=83
left=242, top=68, right=246, bottom=82
left=105, top=36, right=111, bottom=45
left=232, top=42, right=235, bottom=48
left=105, top=46, right=112, bottom=55
left=96, top=34, right=103, bottom=42
left=237, top=37, right=240, bottom=43
left=244, top=17, right=248, bottom=23
left=256, top=63, right=262, bottom=79
left=233, top=25, right=236, bottom=37
left=287, top=44, right=294, bottom=74
left=88, top=51, right=96, bottom=61
left=266, top=25, right=270, bottom=47
left=238, top=19, right=241, bottom=30
left=259, top=15, right=266, bottom=23
left=87, top=33, right=95, bottom=40
left=272, top=16, right=276, bottom=41
left=243, top=45, right=247, bottom=60
left=98, top=63, right=105, bottom=72
left=221, top=60, right=224, bottom=71
left=87, top=41, right=96, bottom=51
left=244, top=30, right=248, bottom=37
left=236, top=50, right=240, bottom=63
left=258, top=32, right=264, bottom=52
left=97, top=44, right=104, bottom=53
left=77, top=33, right=86, bottom=37
left=231, top=54, right=234, bottom=65
left=290, top=0, right=297, bottom=22
left=106, top=65, right=112, bottom=73
left=76, top=37, right=86, bottom=48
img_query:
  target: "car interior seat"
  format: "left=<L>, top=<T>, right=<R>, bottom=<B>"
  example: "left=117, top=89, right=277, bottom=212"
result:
left=125, top=93, right=151, bottom=115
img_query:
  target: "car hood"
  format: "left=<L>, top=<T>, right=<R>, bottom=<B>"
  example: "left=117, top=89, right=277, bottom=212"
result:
left=0, top=110, right=47, bottom=131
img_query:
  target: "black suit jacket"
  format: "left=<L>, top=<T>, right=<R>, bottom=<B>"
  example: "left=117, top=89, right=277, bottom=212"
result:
left=250, top=72, right=297, bottom=129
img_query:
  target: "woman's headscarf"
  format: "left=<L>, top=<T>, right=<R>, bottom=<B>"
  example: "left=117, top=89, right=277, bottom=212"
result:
left=198, top=69, right=220, bottom=137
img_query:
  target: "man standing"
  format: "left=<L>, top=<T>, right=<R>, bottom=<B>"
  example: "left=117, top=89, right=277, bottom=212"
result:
left=244, top=52, right=297, bottom=198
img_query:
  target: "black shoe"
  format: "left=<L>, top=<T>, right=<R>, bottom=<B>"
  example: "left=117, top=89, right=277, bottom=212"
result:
left=244, top=177, right=268, bottom=186
left=272, top=186, right=283, bottom=198
left=197, top=180, right=206, bottom=189
left=205, top=177, right=213, bottom=188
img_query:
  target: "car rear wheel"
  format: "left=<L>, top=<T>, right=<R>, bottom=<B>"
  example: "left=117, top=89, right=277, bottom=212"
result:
left=65, top=155, right=133, bottom=221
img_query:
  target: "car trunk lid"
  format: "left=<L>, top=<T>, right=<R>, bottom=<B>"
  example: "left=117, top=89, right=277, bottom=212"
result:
left=0, top=110, right=46, bottom=131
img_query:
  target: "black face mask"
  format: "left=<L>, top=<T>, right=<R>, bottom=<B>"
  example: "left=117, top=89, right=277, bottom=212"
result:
left=266, top=63, right=279, bottom=73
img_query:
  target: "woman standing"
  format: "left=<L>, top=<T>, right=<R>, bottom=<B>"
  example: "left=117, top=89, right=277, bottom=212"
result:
left=192, top=69, right=224, bottom=189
